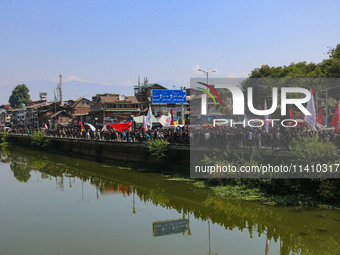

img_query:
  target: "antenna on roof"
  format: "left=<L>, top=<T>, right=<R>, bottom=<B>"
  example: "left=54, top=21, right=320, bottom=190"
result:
left=59, top=74, right=63, bottom=105
left=144, top=77, right=148, bottom=86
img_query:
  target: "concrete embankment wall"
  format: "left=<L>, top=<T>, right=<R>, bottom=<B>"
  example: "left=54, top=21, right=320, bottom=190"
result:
left=5, top=134, right=190, bottom=167
left=1, top=134, right=293, bottom=168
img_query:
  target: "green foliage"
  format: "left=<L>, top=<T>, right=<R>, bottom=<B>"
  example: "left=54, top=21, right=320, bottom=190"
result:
left=9, top=84, right=31, bottom=107
left=0, top=132, right=9, bottom=147
left=1, top=132, right=9, bottom=143
left=146, top=138, right=168, bottom=160
left=328, top=44, right=340, bottom=59
left=212, top=185, right=263, bottom=200
left=199, top=138, right=340, bottom=205
left=242, top=43, right=340, bottom=110
left=290, top=136, right=338, bottom=165
left=31, top=131, right=50, bottom=149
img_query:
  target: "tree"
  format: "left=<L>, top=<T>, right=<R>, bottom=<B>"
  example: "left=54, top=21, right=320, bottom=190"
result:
left=9, top=84, right=31, bottom=107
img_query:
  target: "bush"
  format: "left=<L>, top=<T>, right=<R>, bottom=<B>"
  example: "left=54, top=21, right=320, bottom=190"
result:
left=31, top=131, right=50, bottom=149
left=1, top=132, right=9, bottom=143
left=290, top=136, right=338, bottom=165
left=199, top=137, right=340, bottom=205
left=146, top=139, right=168, bottom=160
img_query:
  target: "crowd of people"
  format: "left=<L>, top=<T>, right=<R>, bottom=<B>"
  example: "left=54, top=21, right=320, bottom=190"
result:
left=190, top=125, right=340, bottom=148
left=2, top=126, right=190, bottom=144
left=2, top=124, right=339, bottom=148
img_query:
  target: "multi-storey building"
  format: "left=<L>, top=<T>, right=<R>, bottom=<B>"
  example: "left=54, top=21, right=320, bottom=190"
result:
left=89, top=94, right=141, bottom=124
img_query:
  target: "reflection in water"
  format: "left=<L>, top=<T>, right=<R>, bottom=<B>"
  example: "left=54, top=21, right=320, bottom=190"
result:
left=153, top=218, right=189, bottom=237
left=1, top=147, right=340, bottom=255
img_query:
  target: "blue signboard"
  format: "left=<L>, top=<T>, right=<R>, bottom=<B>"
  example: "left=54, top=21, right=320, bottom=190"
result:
left=153, top=219, right=189, bottom=236
left=152, top=90, right=187, bottom=104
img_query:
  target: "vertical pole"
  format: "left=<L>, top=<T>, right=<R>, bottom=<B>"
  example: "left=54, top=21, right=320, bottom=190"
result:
left=208, top=220, right=211, bottom=255
left=55, top=102, right=56, bottom=129
left=103, top=108, right=105, bottom=126
left=181, top=103, right=184, bottom=125
left=59, top=74, right=63, bottom=106
left=326, top=89, right=329, bottom=127
left=132, top=188, right=136, bottom=214
left=37, top=110, right=39, bottom=130
left=265, top=237, right=270, bottom=255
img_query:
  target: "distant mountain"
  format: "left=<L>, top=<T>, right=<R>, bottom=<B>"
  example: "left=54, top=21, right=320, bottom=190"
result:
left=0, top=80, right=136, bottom=104
left=0, top=79, right=179, bottom=105
left=155, top=79, right=184, bottom=89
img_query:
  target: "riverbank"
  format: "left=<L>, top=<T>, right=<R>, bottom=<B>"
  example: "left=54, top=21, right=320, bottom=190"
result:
left=2, top=133, right=339, bottom=208
left=166, top=177, right=340, bottom=208
left=3, top=133, right=190, bottom=169
left=2, top=145, right=340, bottom=254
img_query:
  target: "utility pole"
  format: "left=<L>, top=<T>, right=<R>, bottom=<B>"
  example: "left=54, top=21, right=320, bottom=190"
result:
left=101, top=107, right=105, bottom=126
left=326, top=88, right=329, bottom=127
left=198, top=69, right=216, bottom=87
left=59, top=74, right=63, bottom=106
left=198, top=69, right=216, bottom=121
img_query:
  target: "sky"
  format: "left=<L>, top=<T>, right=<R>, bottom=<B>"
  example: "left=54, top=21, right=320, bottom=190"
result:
left=1, top=0, right=339, bottom=88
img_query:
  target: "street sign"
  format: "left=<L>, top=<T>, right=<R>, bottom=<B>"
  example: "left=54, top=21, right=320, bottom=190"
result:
left=152, top=90, right=187, bottom=104
left=153, top=219, right=188, bottom=237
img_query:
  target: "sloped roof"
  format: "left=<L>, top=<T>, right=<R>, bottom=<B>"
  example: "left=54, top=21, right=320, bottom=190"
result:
left=73, top=97, right=92, bottom=107
left=50, top=111, right=73, bottom=118
left=143, top=83, right=167, bottom=89
left=99, top=95, right=140, bottom=104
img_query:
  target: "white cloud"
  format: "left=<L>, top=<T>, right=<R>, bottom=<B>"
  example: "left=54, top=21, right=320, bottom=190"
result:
left=64, top=75, right=90, bottom=83
left=192, top=64, right=201, bottom=75
left=124, top=80, right=135, bottom=86
left=226, top=72, right=250, bottom=78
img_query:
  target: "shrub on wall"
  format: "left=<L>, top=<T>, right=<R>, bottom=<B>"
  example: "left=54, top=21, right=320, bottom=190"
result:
left=31, top=131, right=50, bottom=149
left=146, top=139, right=168, bottom=161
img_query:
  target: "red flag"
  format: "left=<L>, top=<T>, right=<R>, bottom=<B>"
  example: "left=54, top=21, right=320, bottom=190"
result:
left=317, top=108, right=325, bottom=125
left=289, top=107, right=294, bottom=119
left=170, top=109, right=174, bottom=125
left=107, top=121, right=133, bottom=132
left=79, top=121, right=84, bottom=131
left=331, top=100, right=340, bottom=132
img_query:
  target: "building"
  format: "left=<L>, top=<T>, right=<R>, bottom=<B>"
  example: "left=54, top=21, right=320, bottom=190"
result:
left=25, top=101, right=50, bottom=129
left=39, top=92, right=47, bottom=101
left=134, top=82, right=168, bottom=111
left=12, top=106, right=27, bottom=126
left=50, top=111, right=73, bottom=128
left=89, top=94, right=141, bottom=124
left=134, top=82, right=189, bottom=123
left=37, top=102, right=73, bottom=129
left=65, top=97, right=92, bottom=123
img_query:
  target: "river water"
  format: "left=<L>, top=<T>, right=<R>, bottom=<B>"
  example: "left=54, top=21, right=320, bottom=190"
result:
left=1, top=146, right=340, bottom=255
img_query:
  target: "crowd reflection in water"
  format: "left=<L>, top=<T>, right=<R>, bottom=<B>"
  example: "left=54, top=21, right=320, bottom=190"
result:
left=1, top=148, right=340, bottom=255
